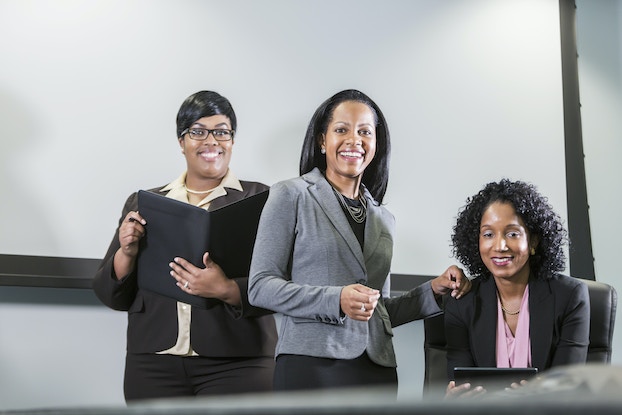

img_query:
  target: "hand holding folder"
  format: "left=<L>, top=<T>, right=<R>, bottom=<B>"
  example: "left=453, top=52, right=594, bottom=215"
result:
left=136, top=190, right=269, bottom=308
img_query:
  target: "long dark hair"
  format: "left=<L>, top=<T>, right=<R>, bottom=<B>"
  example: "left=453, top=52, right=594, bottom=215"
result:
left=176, top=91, right=237, bottom=138
left=451, top=179, right=567, bottom=280
left=299, top=89, right=391, bottom=204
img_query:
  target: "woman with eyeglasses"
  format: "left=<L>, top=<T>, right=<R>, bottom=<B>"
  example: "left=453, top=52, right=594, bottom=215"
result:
left=248, top=89, right=471, bottom=395
left=93, top=90, right=277, bottom=402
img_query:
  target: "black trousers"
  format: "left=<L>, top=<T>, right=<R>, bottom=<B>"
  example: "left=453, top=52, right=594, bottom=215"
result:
left=124, top=353, right=275, bottom=402
left=274, top=352, right=398, bottom=396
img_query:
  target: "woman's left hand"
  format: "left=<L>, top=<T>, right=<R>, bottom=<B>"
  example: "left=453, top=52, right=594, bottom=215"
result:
left=431, top=265, right=471, bottom=299
left=169, top=252, right=241, bottom=306
left=340, top=283, right=381, bottom=321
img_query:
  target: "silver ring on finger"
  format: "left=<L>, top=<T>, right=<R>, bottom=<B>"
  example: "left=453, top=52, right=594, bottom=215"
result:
left=361, top=303, right=366, bottom=312
left=184, top=281, right=189, bottom=289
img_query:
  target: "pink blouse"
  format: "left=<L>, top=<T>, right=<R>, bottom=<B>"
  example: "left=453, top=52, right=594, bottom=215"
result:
left=496, top=286, right=532, bottom=368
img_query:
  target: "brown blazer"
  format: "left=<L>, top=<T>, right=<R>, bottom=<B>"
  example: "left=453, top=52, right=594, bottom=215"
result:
left=92, top=181, right=277, bottom=357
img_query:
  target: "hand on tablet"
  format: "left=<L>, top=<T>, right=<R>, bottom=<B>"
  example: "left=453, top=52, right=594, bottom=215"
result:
left=445, top=381, right=487, bottom=399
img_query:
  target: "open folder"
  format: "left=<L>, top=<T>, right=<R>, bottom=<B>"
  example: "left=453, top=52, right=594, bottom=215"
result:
left=136, top=189, right=269, bottom=308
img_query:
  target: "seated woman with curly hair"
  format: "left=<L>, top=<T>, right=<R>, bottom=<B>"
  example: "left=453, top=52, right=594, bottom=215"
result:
left=444, top=179, right=590, bottom=397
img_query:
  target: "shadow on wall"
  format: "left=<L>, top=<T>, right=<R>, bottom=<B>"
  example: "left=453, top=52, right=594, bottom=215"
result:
left=0, top=89, right=57, bottom=255
left=0, top=286, right=102, bottom=306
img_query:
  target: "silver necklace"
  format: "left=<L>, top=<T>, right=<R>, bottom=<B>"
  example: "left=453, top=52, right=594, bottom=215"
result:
left=332, top=187, right=367, bottom=223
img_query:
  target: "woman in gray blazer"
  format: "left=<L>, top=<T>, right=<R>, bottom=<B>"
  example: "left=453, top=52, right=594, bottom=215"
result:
left=248, top=89, right=471, bottom=395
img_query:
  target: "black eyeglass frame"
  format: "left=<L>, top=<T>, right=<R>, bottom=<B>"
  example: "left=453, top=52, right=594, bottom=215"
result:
left=180, top=128, right=235, bottom=142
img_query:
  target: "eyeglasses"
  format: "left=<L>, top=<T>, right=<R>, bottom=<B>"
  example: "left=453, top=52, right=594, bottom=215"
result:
left=181, top=128, right=235, bottom=142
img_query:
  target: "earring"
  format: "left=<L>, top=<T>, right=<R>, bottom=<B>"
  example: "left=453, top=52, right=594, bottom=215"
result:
left=320, top=147, right=326, bottom=154
left=530, top=247, right=536, bottom=255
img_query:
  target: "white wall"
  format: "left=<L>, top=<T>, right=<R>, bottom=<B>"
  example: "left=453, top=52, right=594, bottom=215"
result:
left=2, top=0, right=613, bottom=411
left=0, top=288, right=127, bottom=410
left=576, top=0, right=622, bottom=365
left=0, top=0, right=568, bottom=275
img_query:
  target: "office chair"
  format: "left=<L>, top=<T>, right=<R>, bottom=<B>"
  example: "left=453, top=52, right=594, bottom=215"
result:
left=583, top=279, right=617, bottom=363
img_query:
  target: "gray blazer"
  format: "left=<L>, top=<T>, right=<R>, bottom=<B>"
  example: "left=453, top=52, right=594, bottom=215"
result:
left=248, top=168, right=442, bottom=367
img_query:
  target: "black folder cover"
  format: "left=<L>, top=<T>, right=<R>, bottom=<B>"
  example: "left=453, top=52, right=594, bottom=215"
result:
left=136, top=189, right=269, bottom=308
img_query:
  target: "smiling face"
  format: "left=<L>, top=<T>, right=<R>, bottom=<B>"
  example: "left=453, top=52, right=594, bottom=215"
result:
left=320, top=101, right=377, bottom=193
left=179, top=114, right=233, bottom=185
left=479, top=201, right=536, bottom=282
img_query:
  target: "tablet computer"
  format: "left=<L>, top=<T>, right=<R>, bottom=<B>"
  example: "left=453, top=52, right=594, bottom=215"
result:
left=453, top=367, right=538, bottom=391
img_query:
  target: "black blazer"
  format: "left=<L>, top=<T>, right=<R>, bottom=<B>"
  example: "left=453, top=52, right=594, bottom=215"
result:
left=92, top=181, right=277, bottom=357
left=444, top=274, right=589, bottom=379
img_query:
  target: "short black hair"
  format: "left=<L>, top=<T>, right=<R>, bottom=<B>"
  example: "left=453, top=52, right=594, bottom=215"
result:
left=176, top=91, right=237, bottom=138
left=299, top=89, right=391, bottom=204
left=451, top=179, right=567, bottom=280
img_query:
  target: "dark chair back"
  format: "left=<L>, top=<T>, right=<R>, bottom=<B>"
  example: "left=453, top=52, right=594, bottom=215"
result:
left=583, top=279, right=617, bottom=363
left=422, top=312, right=448, bottom=399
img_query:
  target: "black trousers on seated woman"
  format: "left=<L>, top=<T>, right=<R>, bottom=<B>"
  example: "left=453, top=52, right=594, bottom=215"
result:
left=124, top=353, right=275, bottom=401
left=273, top=352, right=398, bottom=396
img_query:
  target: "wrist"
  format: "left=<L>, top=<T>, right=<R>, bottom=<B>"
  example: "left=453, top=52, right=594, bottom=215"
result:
left=113, top=248, right=136, bottom=281
left=430, top=278, right=441, bottom=296
left=220, top=279, right=242, bottom=306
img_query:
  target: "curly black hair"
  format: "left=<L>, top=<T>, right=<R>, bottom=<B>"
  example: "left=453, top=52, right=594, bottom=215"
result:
left=451, top=179, right=567, bottom=280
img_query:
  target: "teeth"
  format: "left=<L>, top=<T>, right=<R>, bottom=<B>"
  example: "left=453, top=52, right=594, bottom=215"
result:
left=201, top=152, right=221, bottom=160
left=492, top=257, right=512, bottom=265
left=340, top=151, right=362, bottom=158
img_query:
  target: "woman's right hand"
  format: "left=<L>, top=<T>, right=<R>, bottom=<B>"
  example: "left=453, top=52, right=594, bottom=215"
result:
left=112, top=211, right=146, bottom=279
left=445, top=380, right=486, bottom=399
left=118, top=211, right=146, bottom=257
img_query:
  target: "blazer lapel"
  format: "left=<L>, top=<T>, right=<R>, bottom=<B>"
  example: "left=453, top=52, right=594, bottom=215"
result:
left=305, top=170, right=366, bottom=271
left=472, top=278, right=499, bottom=367
left=529, top=277, right=554, bottom=369
left=207, top=186, right=250, bottom=210
left=362, top=188, right=382, bottom=264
